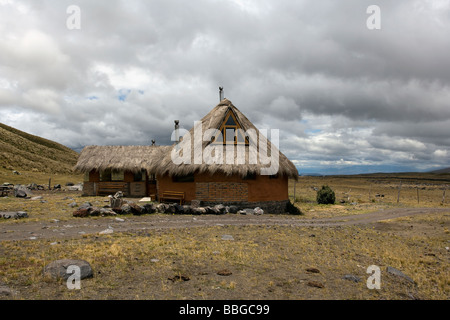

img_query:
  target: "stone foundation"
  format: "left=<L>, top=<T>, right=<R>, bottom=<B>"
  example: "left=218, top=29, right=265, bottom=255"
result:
left=198, top=200, right=290, bottom=214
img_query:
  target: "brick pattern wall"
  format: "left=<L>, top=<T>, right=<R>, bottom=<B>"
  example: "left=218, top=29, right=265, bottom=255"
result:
left=196, top=182, right=248, bottom=202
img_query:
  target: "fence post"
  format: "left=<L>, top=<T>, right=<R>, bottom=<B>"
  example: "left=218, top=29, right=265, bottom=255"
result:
left=416, top=186, right=420, bottom=204
left=397, top=181, right=402, bottom=204
left=293, top=181, right=297, bottom=203
left=443, top=186, right=447, bottom=205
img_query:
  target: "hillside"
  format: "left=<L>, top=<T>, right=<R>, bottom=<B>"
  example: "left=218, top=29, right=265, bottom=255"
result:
left=430, top=167, right=450, bottom=174
left=0, top=122, right=79, bottom=174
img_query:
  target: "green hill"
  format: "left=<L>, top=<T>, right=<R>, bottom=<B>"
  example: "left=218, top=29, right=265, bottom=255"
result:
left=0, top=122, right=78, bottom=174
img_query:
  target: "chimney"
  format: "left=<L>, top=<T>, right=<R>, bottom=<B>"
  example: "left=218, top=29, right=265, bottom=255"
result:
left=219, top=86, right=224, bottom=101
left=174, top=120, right=180, bottom=142
left=151, top=139, right=155, bottom=146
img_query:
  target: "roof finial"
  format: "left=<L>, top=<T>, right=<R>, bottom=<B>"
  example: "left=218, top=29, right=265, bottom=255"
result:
left=219, top=86, right=224, bottom=101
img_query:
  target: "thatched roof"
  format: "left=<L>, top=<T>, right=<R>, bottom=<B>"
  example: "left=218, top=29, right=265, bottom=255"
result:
left=74, top=99, right=299, bottom=179
left=73, top=145, right=170, bottom=174
left=153, top=99, right=299, bottom=179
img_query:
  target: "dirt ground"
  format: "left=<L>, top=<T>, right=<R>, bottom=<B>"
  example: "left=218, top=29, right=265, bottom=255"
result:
left=1, top=205, right=449, bottom=300
left=0, top=207, right=448, bottom=241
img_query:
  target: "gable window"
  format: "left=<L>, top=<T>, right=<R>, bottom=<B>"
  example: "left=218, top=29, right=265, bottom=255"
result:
left=213, top=109, right=249, bottom=145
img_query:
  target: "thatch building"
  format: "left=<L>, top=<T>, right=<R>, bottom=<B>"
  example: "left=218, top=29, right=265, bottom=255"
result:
left=74, top=99, right=299, bottom=213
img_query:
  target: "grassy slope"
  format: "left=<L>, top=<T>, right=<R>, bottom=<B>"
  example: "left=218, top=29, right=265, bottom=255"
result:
left=0, top=123, right=79, bottom=174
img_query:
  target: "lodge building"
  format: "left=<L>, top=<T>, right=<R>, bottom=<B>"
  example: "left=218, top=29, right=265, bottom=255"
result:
left=74, top=99, right=299, bottom=213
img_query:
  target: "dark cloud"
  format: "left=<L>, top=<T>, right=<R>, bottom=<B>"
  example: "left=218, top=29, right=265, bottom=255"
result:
left=0, top=0, right=449, bottom=174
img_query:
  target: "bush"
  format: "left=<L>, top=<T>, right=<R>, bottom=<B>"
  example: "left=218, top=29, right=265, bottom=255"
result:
left=316, top=185, right=336, bottom=204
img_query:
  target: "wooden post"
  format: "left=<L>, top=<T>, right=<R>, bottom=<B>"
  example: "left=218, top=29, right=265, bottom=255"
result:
left=48, top=178, right=51, bottom=191
left=417, top=186, right=420, bottom=204
left=397, top=181, right=402, bottom=204
left=443, top=186, right=447, bottom=205
left=369, top=185, right=371, bottom=202
left=293, top=181, right=297, bottom=203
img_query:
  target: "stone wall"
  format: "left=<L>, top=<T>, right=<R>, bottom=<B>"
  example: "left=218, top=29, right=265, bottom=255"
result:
left=200, top=200, right=290, bottom=214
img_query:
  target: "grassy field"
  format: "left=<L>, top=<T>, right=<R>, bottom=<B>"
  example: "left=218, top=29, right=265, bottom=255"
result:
left=0, top=171, right=449, bottom=300
left=289, top=173, right=450, bottom=218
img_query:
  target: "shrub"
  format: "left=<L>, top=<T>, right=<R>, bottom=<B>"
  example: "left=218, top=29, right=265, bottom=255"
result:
left=316, top=185, right=336, bottom=204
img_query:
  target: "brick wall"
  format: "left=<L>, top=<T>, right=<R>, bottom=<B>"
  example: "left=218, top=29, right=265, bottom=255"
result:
left=195, top=182, right=248, bottom=202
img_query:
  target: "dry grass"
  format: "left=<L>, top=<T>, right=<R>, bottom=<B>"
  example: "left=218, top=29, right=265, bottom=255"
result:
left=289, top=173, right=450, bottom=218
left=0, top=172, right=449, bottom=300
left=0, top=211, right=448, bottom=300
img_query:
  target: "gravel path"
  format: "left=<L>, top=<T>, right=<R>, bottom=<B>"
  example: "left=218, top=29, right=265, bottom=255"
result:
left=0, top=207, right=449, bottom=241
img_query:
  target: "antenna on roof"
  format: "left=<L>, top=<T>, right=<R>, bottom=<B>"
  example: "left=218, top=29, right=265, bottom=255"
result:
left=219, top=86, right=224, bottom=101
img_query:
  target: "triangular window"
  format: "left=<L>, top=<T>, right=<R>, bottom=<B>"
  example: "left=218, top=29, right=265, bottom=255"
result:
left=214, top=109, right=249, bottom=145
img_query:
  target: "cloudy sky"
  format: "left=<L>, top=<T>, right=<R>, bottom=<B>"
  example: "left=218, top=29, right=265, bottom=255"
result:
left=1, top=0, right=449, bottom=174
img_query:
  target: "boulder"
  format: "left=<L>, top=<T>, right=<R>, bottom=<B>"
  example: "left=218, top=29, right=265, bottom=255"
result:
left=182, top=205, right=193, bottom=215
left=68, top=202, right=78, bottom=208
left=142, top=203, right=156, bottom=214
left=15, top=189, right=27, bottom=198
left=73, top=208, right=90, bottom=218
left=228, top=206, right=238, bottom=214
left=0, top=283, right=12, bottom=297
left=386, top=266, right=415, bottom=284
left=128, top=202, right=143, bottom=215
left=239, top=208, right=254, bottom=215
left=214, top=204, right=226, bottom=214
left=43, top=259, right=93, bottom=281
left=254, top=207, right=264, bottom=215
left=100, top=208, right=116, bottom=216
left=120, top=203, right=132, bottom=215
left=156, top=203, right=169, bottom=213
left=166, top=204, right=177, bottom=214
left=15, top=211, right=28, bottom=219
left=192, top=207, right=207, bottom=215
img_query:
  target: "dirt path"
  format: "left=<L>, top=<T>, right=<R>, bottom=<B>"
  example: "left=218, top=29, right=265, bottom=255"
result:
left=0, top=207, right=449, bottom=241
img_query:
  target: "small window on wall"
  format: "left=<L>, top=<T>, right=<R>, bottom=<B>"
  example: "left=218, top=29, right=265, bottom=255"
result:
left=84, top=172, right=89, bottom=182
left=111, top=171, right=124, bottom=181
left=134, top=170, right=146, bottom=182
left=100, top=169, right=112, bottom=182
left=148, top=173, right=157, bottom=184
left=173, top=174, right=194, bottom=183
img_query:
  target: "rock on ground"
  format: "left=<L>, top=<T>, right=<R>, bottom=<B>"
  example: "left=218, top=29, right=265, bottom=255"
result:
left=43, top=259, right=93, bottom=281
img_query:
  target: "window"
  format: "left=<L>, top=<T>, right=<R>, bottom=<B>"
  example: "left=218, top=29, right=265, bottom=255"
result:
left=148, top=173, right=157, bottom=184
left=100, top=169, right=111, bottom=182
left=213, top=109, right=249, bottom=145
left=112, top=171, right=124, bottom=181
left=173, top=174, right=194, bottom=183
left=134, top=170, right=146, bottom=182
